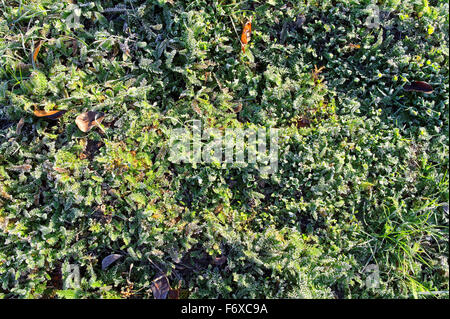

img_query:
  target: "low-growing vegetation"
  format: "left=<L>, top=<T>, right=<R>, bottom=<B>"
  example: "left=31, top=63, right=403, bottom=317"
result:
left=0, top=0, right=448, bottom=299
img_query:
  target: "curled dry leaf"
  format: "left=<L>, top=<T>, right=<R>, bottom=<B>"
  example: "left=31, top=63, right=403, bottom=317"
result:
left=75, top=111, right=105, bottom=133
left=102, top=254, right=122, bottom=270
left=403, top=81, right=433, bottom=94
left=34, top=109, right=67, bottom=120
left=151, top=273, right=170, bottom=299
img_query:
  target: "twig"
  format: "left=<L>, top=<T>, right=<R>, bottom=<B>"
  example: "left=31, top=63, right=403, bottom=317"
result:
left=147, top=256, right=165, bottom=274
left=229, top=15, right=243, bottom=49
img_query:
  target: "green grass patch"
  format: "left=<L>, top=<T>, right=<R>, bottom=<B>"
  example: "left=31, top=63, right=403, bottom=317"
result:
left=0, top=0, right=448, bottom=299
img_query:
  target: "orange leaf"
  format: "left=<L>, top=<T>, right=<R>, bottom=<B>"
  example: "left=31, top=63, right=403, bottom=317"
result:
left=241, top=18, right=252, bottom=52
left=33, top=41, right=42, bottom=64
left=33, top=108, right=67, bottom=120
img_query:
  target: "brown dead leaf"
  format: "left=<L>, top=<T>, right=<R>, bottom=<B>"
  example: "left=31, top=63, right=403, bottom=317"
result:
left=75, top=111, right=105, bottom=133
left=168, top=288, right=180, bottom=299
left=167, top=215, right=182, bottom=227
left=168, top=281, right=181, bottom=299
left=167, top=281, right=181, bottom=299
left=403, top=81, right=433, bottom=94
left=234, top=103, right=242, bottom=113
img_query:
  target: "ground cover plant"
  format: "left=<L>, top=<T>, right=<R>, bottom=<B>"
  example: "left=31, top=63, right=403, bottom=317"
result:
left=0, top=0, right=448, bottom=299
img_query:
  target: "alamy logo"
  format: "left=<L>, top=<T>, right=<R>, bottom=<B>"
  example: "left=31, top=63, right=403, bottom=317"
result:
left=365, top=4, right=381, bottom=29
left=364, top=264, right=380, bottom=289
left=168, top=121, right=279, bottom=174
left=62, top=263, right=80, bottom=289
left=65, top=5, right=81, bottom=29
